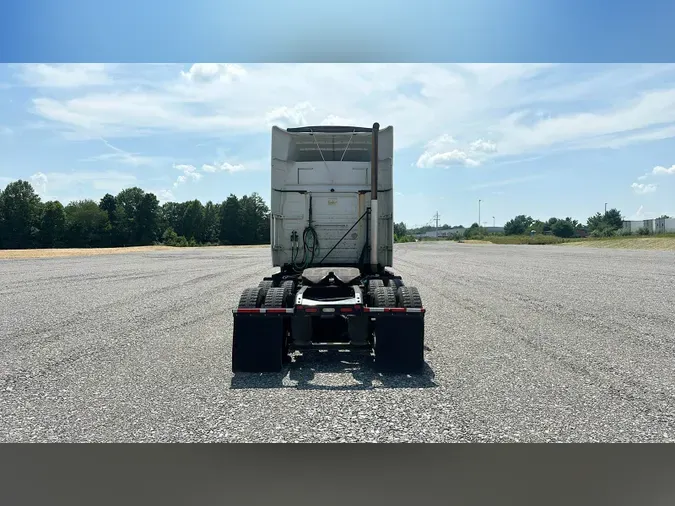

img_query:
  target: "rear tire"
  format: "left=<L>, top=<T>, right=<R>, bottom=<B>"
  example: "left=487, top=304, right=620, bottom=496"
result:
left=367, top=279, right=385, bottom=304
left=280, top=280, right=296, bottom=306
left=388, top=278, right=404, bottom=289
left=232, top=286, right=286, bottom=373
left=258, top=280, right=274, bottom=299
left=372, top=286, right=397, bottom=307
left=238, top=287, right=264, bottom=308
left=264, top=286, right=291, bottom=308
left=373, top=287, right=424, bottom=374
left=396, top=286, right=423, bottom=308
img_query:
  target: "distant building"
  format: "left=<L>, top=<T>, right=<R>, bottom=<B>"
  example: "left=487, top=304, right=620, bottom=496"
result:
left=622, top=218, right=675, bottom=233
left=621, top=220, right=644, bottom=233
left=414, top=225, right=504, bottom=239
left=484, top=226, right=506, bottom=234
left=655, top=217, right=675, bottom=233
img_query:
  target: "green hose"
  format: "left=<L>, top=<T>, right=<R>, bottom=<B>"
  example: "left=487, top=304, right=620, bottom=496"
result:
left=291, top=226, right=320, bottom=271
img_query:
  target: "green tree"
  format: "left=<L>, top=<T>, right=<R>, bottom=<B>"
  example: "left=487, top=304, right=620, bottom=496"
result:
left=162, top=227, right=180, bottom=246
left=161, top=201, right=189, bottom=237
left=565, top=217, right=581, bottom=229
left=530, top=220, right=546, bottom=235
left=603, top=208, right=623, bottom=230
left=40, top=201, right=66, bottom=247
left=182, top=200, right=205, bottom=241
left=65, top=200, right=111, bottom=247
left=98, top=193, right=122, bottom=246
left=464, top=222, right=487, bottom=239
left=551, top=219, right=575, bottom=238
left=586, top=212, right=603, bottom=232
left=394, top=222, right=407, bottom=239
left=219, top=194, right=241, bottom=245
left=587, top=208, right=623, bottom=234
left=136, top=192, right=160, bottom=244
left=202, top=201, right=220, bottom=244
left=99, top=193, right=117, bottom=223
left=0, top=180, right=42, bottom=249
left=239, top=193, right=270, bottom=244
left=504, top=214, right=534, bottom=235
left=115, top=187, right=145, bottom=245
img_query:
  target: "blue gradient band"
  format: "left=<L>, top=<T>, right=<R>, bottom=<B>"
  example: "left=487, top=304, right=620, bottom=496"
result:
left=1, top=0, right=674, bottom=62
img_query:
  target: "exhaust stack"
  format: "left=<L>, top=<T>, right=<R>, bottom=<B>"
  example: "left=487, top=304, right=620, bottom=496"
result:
left=370, top=122, right=379, bottom=271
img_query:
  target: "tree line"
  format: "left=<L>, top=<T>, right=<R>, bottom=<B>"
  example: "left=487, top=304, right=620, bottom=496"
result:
left=503, top=209, right=670, bottom=238
left=398, top=208, right=673, bottom=242
left=0, top=180, right=271, bottom=249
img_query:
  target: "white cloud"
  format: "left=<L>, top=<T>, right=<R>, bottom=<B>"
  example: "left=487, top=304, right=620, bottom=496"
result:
left=17, top=64, right=112, bottom=88
left=180, top=63, right=246, bottom=83
left=416, top=134, right=480, bottom=168
left=423, top=134, right=457, bottom=151
left=469, top=139, right=497, bottom=153
left=469, top=174, right=546, bottom=190
left=320, top=114, right=357, bottom=126
left=201, top=161, right=246, bottom=173
left=265, top=102, right=315, bottom=127
left=631, top=182, right=657, bottom=194
left=15, top=63, right=675, bottom=166
left=0, top=126, right=12, bottom=136
left=30, top=172, right=48, bottom=195
left=156, top=189, right=174, bottom=202
left=82, top=152, right=163, bottom=166
left=173, top=164, right=202, bottom=187
left=417, top=149, right=479, bottom=168
left=80, top=139, right=166, bottom=167
left=652, top=164, right=675, bottom=175
left=169, top=156, right=260, bottom=189
left=21, top=170, right=138, bottom=201
left=637, top=174, right=648, bottom=181
left=495, top=88, right=675, bottom=156
left=20, top=64, right=549, bottom=149
left=630, top=205, right=662, bottom=220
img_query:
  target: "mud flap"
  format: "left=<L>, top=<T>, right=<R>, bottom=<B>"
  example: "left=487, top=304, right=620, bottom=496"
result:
left=348, top=315, right=369, bottom=345
left=291, top=315, right=312, bottom=346
left=232, top=314, right=285, bottom=373
left=373, top=314, right=425, bottom=373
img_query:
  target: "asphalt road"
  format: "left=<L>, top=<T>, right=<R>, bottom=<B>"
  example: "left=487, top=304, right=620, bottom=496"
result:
left=2, top=242, right=675, bottom=442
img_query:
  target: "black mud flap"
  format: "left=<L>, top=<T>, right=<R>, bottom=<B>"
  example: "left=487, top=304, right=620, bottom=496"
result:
left=373, top=314, right=425, bottom=374
left=232, top=314, right=285, bottom=373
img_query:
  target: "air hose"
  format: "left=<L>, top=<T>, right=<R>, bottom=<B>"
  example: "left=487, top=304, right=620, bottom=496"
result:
left=291, top=226, right=320, bottom=271
left=291, top=194, right=320, bottom=271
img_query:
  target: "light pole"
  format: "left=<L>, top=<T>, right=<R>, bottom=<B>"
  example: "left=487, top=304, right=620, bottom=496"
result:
left=493, top=216, right=495, bottom=227
left=605, top=203, right=607, bottom=214
left=478, top=199, right=482, bottom=226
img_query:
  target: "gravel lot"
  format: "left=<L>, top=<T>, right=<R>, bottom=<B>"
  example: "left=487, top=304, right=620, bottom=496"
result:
left=2, top=242, right=675, bottom=442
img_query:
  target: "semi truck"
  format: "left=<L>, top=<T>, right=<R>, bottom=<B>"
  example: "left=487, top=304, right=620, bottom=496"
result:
left=231, top=123, right=425, bottom=374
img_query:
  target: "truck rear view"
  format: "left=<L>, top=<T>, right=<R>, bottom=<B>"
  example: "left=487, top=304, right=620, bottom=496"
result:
left=231, top=123, right=425, bottom=373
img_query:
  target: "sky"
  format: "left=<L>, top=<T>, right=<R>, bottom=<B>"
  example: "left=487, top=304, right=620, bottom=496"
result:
left=1, top=63, right=675, bottom=229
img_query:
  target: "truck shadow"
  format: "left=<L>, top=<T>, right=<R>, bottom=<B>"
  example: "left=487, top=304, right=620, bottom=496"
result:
left=230, top=350, right=437, bottom=390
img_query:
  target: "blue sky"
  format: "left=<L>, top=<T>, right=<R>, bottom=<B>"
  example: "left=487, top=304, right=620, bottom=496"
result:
left=1, top=63, right=675, bottom=228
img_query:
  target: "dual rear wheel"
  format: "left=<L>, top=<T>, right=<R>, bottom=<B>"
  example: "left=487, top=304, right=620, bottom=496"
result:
left=371, top=285, right=423, bottom=309
left=233, top=281, right=424, bottom=374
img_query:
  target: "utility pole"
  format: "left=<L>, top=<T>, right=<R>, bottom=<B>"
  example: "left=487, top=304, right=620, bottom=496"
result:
left=493, top=216, right=495, bottom=227
left=478, top=199, right=482, bottom=226
left=433, top=211, right=440, bottom=238
left=604, top=203, right=607, bottom=214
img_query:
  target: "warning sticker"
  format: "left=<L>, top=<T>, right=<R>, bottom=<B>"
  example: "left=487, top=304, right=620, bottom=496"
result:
left=328, top=199, right=338, bottom=205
